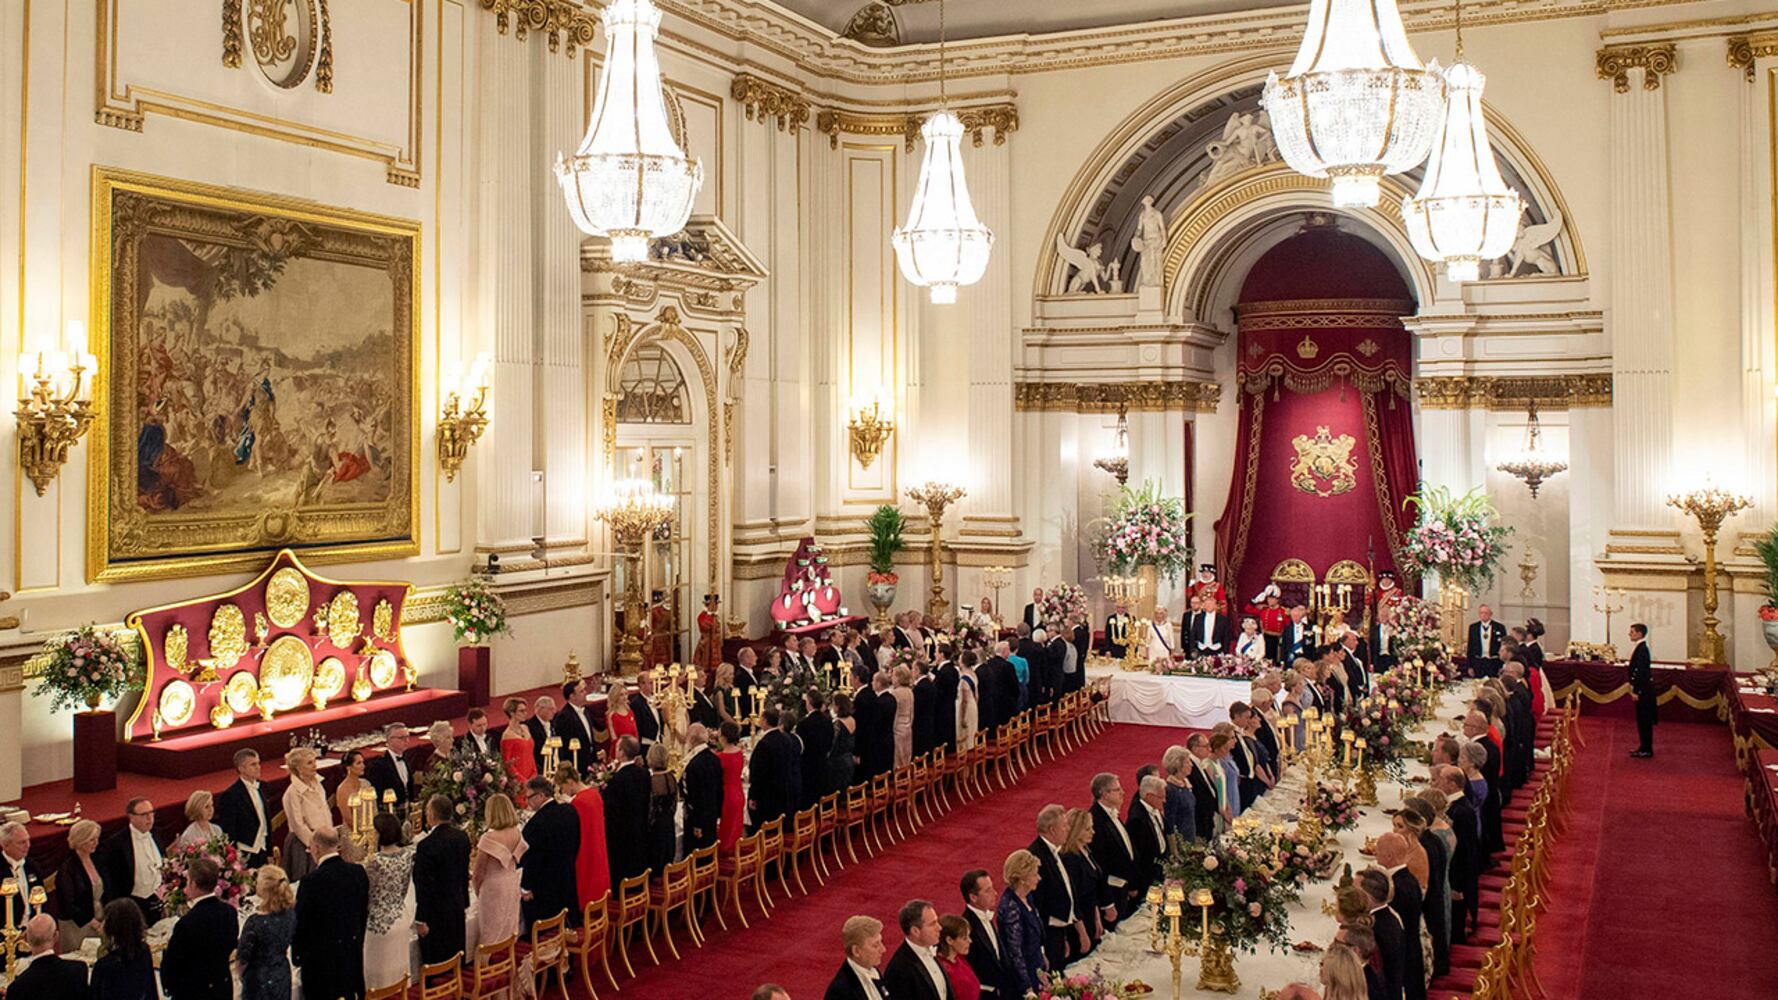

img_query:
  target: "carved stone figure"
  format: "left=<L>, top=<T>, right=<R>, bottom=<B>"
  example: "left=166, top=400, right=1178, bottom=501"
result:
left=1507, top=205, right=1563, bottom=276
left=1133, top=195, right=1167, bottom=288
left=841, top=2, right=899, bottom=47
left=1200, top=110, right=1280, bottom=189
left=1056, top=234, right=1107, bottom=294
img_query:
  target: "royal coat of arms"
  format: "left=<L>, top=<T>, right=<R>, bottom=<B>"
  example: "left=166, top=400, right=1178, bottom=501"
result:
left=1289, top=425, right=1359, bottom=497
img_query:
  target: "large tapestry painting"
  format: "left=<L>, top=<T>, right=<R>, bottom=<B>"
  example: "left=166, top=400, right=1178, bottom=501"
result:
left=90, top=169, right=419, bottom=582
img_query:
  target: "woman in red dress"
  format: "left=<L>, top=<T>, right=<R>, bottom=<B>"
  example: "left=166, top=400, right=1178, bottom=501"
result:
left=500, top=696, right=536, bottom=783
left=605, top=679, right=639, bottom=756
left=937, top=914, right=982, bottom=1000
left=716, top=722, right=746, bottom=850
left=558, top=767, right=611, bottom=907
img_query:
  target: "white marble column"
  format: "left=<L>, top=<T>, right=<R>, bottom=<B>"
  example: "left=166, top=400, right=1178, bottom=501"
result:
left=961, top=139, right=1017, bottom=538
left=540, top=47, right=588, bottom=559
left=1606, top=66, right=1677, bottom=531
left=1738, top=48, right=1778, bottom=528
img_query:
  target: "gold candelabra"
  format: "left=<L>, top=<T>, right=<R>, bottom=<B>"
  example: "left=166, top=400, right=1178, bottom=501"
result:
left=1308, top=583, right=1352, bottom=642
left=648, top=664, right=696, bottom=776
left=348, top=787, right=379, bottom=854
left=0, top=878, right=48, bottom=980
left=1147, top=883, right=1199, bottom=1000
left=983, top=565, right=1012, bottom=629
left=847, top=396, right=895, bottom=470
left=1592, top=586, right=1625, bottom=650
left=1668, top=484, right=1753, bottom=664
left=907, top=481, right=966, bottom=624
left=16, top=335, right=96, bottom=496
left=542, top=736, right=564, bottom=776
left=436, top=353, right=491, bottom=482
left=598, top=479, right=676, bottom=676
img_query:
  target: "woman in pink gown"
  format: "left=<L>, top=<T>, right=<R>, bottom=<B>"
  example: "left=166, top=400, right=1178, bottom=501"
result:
left=473, top=794, right=526, bottom=953
left=717, top=724, right=746, bottom=850
left=558, top=769, right=611, bottom=906
left=500, top=696, right=537, bottom=783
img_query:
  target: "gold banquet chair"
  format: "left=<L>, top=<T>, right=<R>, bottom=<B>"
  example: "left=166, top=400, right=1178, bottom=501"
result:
left=908, top=754, right=937, bottom=825
left=572, top=892, right=621, bottom=999
left=416, top=954, right=463, bottom=1000
left=867, top=772, right=896, bottom=850
left=365, top=977, right=409, bottom=1000
left=715, top=831, right=769, bottom=929
left=840, top=783, right=872, bottom=863
left=756, top=817, right=785, bottom=910
left=611, top=872, right=659, bottom=977
left=889, top=765, right=917, bottom=839
left=648, top=856, right=701, bottom=959
left=815, top=791, right=845, bottom=874
left=687, top=842, right=722, bottom=931
left=468, top=933, right=517, bottom=1000
left=527, top=909, right=571, bottom=999
left=784, top=805, right=825, bottom=894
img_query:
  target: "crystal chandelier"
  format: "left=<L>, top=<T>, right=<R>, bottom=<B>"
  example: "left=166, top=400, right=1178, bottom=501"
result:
left=1402, top=0, right=1521, bottom=281
left=1263, top=0, right=1446, bottom=208
left=891, top=0, right=993, bottom=304
left=1495, top=402, right=1567, bottom=498
left=1092, top=405, right=1130, bottom=486
left=555, top=0, right=702, bottom=262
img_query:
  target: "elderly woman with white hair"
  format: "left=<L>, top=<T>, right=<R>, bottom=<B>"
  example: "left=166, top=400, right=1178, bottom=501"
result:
left=175, top=789, right=221, bottom=848
left=280, top=746, right=331, bottom=880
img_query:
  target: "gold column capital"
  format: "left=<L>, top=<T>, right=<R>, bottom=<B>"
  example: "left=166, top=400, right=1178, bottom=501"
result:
left=730, top=73, right=811, bottom=132
left=1013, top=380, right=1221, bottom=414
left=1415, top=374, right=1613, bottom=411
left=816, top=102, right=1019, bottom=151
left=480, top=0, right=597, bottom=56
left=1727, top=32, right=1778, bottom=82
left=1596, top=42, right=1678, bottom=93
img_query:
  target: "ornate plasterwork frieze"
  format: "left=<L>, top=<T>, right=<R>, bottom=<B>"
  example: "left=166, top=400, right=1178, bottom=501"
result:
left=1014, top=381, right=1221, bottom=414
left=1596, top=43, right=1678, bottom=92
left=481, top=0, right=597, bottom=56
left=815, top=103, right=1019, bottom=151
left=731, top=73, right=811, bottom=131
left=1415, top=374, right=1612, bottom=411
left=1728, top=33, right=1778, bottom=81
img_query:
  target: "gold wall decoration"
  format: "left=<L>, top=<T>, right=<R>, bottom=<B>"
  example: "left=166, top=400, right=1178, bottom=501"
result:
left=816, top=103, right=1020, bottom=150
left=231, top=0, right=331, bottom=92
left=259, top=634, right=315, bottom=711
left=222, top=0, right=244, bottom=68
left=326, top=590, right=362, bottom=648
left=1415, top=373, right=1613, bottom=411
left=158, top=679, right=197, bottom=727
left=315, top=0, right=334, bottom=92
left=1289, top=425, right=1359, bottom=498
left=164, top=624, right=189, bottom=676
left=731, top=74, right=811, bottom=131
left=480, top=0, right=597, bottom=56
left=1012, top=381, right=1221, bottom=413
left=89, top=169, right=419, bottom=583
left=1728, top=33, right=1778, bottom=82
left=208, top=604, right=249, bottom=671
left=372, top=598, right=394, bottom=642
left=265, top=567, right=311, bottom=628
left=1596, top=43, right=1679, bottom=93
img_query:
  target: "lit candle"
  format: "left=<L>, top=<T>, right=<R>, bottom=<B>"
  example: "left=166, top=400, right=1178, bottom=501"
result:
left=2, top=877, right=16, bottom=932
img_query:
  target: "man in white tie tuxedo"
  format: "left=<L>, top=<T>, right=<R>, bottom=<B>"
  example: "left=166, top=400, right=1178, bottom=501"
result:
left=883, top=900, right=954, bottom=1000
left=0, top=823, right=44, bottom=927
left=825, top=914, right=889, bottom=1000
left=1467, top=605, right=1507, bottom=678
left=1191, top=599, right=1233, bottom=655
left=454, top=708, right=498, bottom=759
left=959, top=870, right=1012, bottom=996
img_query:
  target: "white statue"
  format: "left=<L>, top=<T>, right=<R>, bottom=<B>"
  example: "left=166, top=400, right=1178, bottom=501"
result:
left=1132, top=195, right=1167, bottom=288
left=1200, top=110, right=1279, bottom=190
left=1056, top=234, right=1107, bottom=293
left=1506, top=204, right=1563, bottom=276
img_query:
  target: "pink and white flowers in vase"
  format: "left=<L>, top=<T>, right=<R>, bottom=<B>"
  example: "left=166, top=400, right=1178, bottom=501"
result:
left=35, top=624, right=143, bottom=713
left=1402, top=486, right=1511, bottom=593
left=444, top=576, right=511, bottom=646
left=1094, top=480, right=1192, bottom=581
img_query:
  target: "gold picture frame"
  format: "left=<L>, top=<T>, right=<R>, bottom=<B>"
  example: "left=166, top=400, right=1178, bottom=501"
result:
left=87, top=167, right=420, bottom=582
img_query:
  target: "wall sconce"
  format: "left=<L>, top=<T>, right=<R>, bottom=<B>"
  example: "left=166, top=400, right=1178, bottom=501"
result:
left=848, top=395, right=895, bottom=470
left=437, top=353, right=491, bottom=482
left=16, top=322, right=96, bottom=496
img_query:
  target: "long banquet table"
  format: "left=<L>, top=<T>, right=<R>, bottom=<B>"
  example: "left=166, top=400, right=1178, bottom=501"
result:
left=1091, top=663, right=1252, bottom=729
left=1541, top=658, right=1731, bottom=722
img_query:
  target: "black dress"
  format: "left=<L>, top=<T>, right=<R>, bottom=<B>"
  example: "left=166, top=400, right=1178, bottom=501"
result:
left=827, top=720, right=857, bottom=791
left=88, top=948, right=156, bottom=1000
left=237, top=909, right=297, bottom=1000
left=649, top=770, right=680, bottom=871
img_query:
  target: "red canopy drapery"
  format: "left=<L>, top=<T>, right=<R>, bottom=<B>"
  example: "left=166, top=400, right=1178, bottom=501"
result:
left=1210, top=226, right=1420, bottom=607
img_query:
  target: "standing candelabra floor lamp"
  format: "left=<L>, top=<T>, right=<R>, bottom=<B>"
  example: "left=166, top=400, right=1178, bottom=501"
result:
left=1667, top=485, right=1752, bottom=664
left=907, top=481, right=965, bottom=624
left=598, top=479, right=676, bottom=676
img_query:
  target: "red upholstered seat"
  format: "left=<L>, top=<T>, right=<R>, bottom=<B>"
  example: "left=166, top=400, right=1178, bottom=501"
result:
left=1432, top=966, right=1481, bottom=990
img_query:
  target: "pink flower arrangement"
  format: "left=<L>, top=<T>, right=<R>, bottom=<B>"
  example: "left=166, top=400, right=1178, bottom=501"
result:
left=1028, top=968, right=1147, bottom=999
left=1402, top=486, right=1510, bottom=592
left=445, top=576, right=511, bottom=645
left=1095, top=481, right=1192, bottom=580
left=157, top=835, right=254, bottom=917
left=35, top=624, right=143, bottom=713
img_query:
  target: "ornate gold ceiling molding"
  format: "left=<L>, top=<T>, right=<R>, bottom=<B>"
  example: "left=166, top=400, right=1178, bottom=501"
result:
left=1596, top=43, right=1678, bottom=93
left=1014, top=381, right=1221, bottom=414
left=1728, top=33, right=1778, bottom=82
left=730, top=73, right=811, bottom=131
left=815, top=103, right=1018, bottom=151
left=480, top=0, right=597, bottom=56
left=1416, top=374, right=1612, bottom=411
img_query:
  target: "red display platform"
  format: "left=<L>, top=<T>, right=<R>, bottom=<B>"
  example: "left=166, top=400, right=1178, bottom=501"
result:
left=115, top=686, right=469, bottom=779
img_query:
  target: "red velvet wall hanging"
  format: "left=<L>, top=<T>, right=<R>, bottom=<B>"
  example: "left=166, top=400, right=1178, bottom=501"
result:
left=1210, top=225, right=1421, bottom=606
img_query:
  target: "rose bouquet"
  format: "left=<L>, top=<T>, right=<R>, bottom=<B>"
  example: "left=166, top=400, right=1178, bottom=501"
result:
left=418, top=744, right=523, bottom=833
left=1388, top=595, right=1443, bottom=661
left=1038, top=583, right=1090, bottom=631
left=1093, top=480, right=1193, bottom=581
left=1402, top=486, right=1511, bottom=593
left=444, top=575, right=511, bottom=645
left=157, top=834, right=254, bottom=918
left=1025, top=969, right=1151, bottom=999
left=34, top=625, right=143, bottom=713
left=1307, top=781, right=1361, bottom=833
left=1160, top=826, right=1300, bottom=953
left=1161, top=654, right=1260, bottom=680
left=1270, top=822, right=1341, bottom=885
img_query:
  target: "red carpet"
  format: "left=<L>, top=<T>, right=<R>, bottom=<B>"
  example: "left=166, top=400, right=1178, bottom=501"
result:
left=1534, top=716, right=1778, bottom=999
left=617, top=723, right=1186, bottom=1000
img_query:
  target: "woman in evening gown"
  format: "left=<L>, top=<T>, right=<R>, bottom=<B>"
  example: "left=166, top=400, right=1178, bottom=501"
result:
left=890, top=665, right=915, bottom=769
left=475, top=793, right=526, bottom=953
left=501, top=696, right=537, bottom=783
left=361, top=815, right=416, bottom=991
left=236, top=867, right=297, bottom=1000
left=717, top=723, right=747, bottom=850
left=605, top=678, right=640, bottom=756
left=956, top=653, right=981, bottom=750
left=557, top=769, right=610, bottom=908
left=827, top=692, right=857, bottom=792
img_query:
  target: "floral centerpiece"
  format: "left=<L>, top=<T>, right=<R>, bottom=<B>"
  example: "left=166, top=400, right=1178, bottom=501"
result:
left=1387, top=595, right=1443, bottom=662
left=156, top=834, right=253, bottom=918
left=1270, top=822, right=1341, bottom=885
left=950, top=614, right=994, bottom=653
left=760, top=662, right=828, bottom=724
left=417, top=744, right=523, bottom=831
left=1401, top=486, right=1511, bottom=593
left=1024, top=969, right=1151, bottom=999
left=444, top=575, right=511, bottom=645
left=34, top=624, right=143, bottom=713
left=1306, top=781, right=1361, bottom=833
left=1342, top=673, right=1435, bottom=780
left=1094, top=481, right=1193, bottom=581
left=1038, top=583, right=1090, bottom=631
left=1160, top=654, right=1262, bottom=681
left=1160, top=826, right=1300, bottom=954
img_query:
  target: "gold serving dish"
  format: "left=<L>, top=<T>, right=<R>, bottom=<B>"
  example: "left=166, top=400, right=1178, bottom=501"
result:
left=265, top=567, right=311, bottom=628
left=314, top=657, right=347, bottom=700
left=326, top=590, right=361, bottom=648
left=223, top=671, right=260, bottom=715
left=260, top=635, right=315, bottom=711
left=367, top=647, right=399, bottom=689
left=157, top=679, right=196, bottom=727
left=209, top=604, right=248, bottom=670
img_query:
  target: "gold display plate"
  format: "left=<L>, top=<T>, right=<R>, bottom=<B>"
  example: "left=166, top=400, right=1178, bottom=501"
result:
left=157, top=679, right=195, bottom=727
left=209, top=604, right=248, bottom=670
left=224, top=670, right=260, bottom=715
left=260, top=635, right=315, bottom=711
left=368, top=647, right=399, bottom=689
left=327, top=591, right=361, bottom=648
left=314, top=656, right=347, bottom=700
left=265, top=567, right=311, bottom=628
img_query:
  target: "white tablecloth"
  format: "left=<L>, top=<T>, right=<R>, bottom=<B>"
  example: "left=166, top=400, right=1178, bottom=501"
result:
left=1068, top=683, right=1481, bottom=996
left=1105, top=672, right=1252, bottom=728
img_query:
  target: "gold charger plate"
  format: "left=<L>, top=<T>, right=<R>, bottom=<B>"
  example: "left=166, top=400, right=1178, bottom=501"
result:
left=260, top=635, right=315, bottom=711
left=223, top=671, right=260, bottom=714
left=367, top=647, right=399, bottom=689
left=314, top=657, right=347, bottom=700
left=265, top=567, right=311, bottom=629
left=326, top=591, right=361, bottom=648
left=157, top=679, right=196, bottom=727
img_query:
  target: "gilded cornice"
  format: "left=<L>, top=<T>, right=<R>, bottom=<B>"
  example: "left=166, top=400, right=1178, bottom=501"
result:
left=1728, top=32, right=1778, bottom=82
left=731, top=73, right=812, bottom=131
left=1014, top=381, right=1221, bottom=414
left=1596, top=43, right=1678, bottom=92
left=816, top=103, right=1018, bottom=151
left=480, top=0, right=597, bottom=56
left=1415, top=374, right=1613, bottom=411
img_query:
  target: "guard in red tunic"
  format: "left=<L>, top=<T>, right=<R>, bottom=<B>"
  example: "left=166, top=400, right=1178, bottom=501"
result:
left=1188, top=564, right=1227, bottom=610
left=694, top=592, right=723, bottom=674
left=1245, top=584, right=1291, bottom=663
left=1371, top=570, right=1406, bottom=619
left=645, top=590, right=675, bottom=670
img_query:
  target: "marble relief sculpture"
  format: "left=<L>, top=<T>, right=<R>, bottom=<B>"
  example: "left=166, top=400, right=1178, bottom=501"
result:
left=1497, top=204, right=1564, bottom=277
left=1132, top=195, right=1167, bottom=288
left=1199, top=110, right=1279, bottom=190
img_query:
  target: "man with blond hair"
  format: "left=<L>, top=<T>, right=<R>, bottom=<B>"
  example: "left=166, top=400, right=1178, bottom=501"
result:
left=825, top=914, right=888, bottom=1000
left=1028, top=804, right=1078, bottom=967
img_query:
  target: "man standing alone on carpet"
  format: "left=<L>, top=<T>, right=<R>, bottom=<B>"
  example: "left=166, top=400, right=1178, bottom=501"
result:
left=1628, top=622, right=1656, bottom=757
left=1467, top=605, right=1506, bottom=678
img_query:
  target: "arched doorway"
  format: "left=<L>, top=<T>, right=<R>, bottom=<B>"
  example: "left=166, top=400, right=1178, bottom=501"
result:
left=612, top=338, right=701, bottom=663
